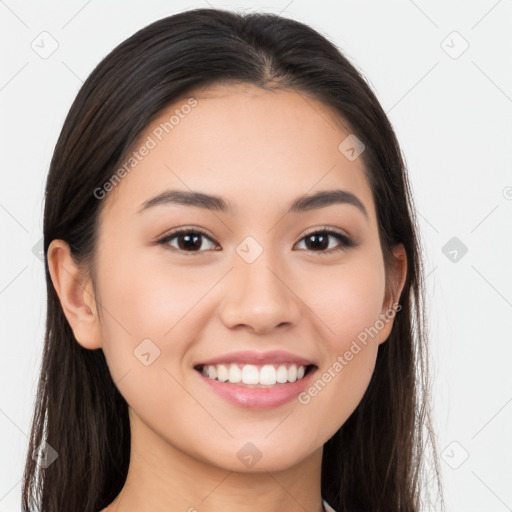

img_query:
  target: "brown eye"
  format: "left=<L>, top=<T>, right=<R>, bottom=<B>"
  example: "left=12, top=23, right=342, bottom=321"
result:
left=158, top=229, right=217, bottom=253
left=157, top=227, right=357, bottom=255
left=295, top=230, right=356, bottom=253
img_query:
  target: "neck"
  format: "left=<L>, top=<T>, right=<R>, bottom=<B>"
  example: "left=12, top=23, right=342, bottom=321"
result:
left=104, top=408, right=325, bottom=512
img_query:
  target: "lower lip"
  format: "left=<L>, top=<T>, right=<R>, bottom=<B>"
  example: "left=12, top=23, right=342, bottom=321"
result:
left=196, top=366, right=317, bottom=409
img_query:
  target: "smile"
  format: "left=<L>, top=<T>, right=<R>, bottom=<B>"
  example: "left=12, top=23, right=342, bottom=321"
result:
left=194, top=362, right=318, bottom=409
left=196, top=363, right=314, bottom=387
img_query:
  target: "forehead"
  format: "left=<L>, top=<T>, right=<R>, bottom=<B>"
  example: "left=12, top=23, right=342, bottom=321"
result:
left=100, top=83, right=374, bottom=221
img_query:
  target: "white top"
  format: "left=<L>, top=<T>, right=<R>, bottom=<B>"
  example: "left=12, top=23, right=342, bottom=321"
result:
left=322, top=498, right=337, bottom=512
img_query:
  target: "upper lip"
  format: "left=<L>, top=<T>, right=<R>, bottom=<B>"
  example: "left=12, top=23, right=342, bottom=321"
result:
left=194, top=350, right=315, bottom=368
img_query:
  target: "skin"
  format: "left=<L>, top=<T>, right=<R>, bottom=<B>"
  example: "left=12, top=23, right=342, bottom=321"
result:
left=48, top=83, right=407, bottom=512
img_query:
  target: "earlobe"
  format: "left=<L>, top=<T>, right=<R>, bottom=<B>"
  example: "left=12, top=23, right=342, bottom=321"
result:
left=47, top=239, right=102, bottom=350
left=378, top=243, right=408, bottom=345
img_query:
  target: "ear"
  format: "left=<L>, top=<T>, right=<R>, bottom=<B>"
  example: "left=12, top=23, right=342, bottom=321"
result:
left=377, top=243, right=407, bottom=345
left=47, top=239, right=102, bottom=350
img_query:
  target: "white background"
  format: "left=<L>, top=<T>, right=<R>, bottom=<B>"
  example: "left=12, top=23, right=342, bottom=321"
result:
left=1, top=0, right=511, bottom=510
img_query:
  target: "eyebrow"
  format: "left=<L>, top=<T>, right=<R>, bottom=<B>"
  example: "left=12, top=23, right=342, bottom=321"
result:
left=138, top=189, right=368, bottom=218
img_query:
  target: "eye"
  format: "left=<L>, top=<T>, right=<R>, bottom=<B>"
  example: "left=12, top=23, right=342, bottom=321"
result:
left=157, top=228, right=218, bottom=253
left=294, top=228, right=357, bottom=253
left=157, top=226, right=357, bottom=255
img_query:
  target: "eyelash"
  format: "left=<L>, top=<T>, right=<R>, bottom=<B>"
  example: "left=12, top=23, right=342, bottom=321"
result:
left=156, top=226, right=357, bottom=255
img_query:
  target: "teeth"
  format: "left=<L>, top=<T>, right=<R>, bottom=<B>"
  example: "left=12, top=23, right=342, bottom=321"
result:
left=241, top=364, right=259, bottom=385
left=228, top=365, right=242, bottom=384
left=201, top=363, right=309, bottom=386
left=207, top=365, right=217, bottom=380
left=276, top=365, right=288, bottom=383
left=216, top=364, right=229, bottom=382
left=259, top=364, right=277, bottom=385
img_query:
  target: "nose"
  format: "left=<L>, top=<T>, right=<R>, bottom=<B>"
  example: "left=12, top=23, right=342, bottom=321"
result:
left=218, top=251, right=303, bottom=334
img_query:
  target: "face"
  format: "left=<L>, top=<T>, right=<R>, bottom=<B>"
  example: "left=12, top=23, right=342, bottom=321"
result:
left=56, top=83, right=406, bottom=473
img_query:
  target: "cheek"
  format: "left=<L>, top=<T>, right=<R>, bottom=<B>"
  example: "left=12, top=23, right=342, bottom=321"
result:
left=96, top=250, right=218, bottom=374
left=99, top=248, right=213, bottom=335
left=94, top=253, right=205, bottom=424
left=294, top=254, right=386, bottom=428
left=299, top=253, right=386, bottom=348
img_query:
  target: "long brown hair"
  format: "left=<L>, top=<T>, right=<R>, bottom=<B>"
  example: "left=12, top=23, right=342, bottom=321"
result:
left=22, top=8, right=444, bottom=511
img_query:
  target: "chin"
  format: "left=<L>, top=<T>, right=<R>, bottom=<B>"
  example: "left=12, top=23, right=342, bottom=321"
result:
left=198, top=438, right=317, bottom=474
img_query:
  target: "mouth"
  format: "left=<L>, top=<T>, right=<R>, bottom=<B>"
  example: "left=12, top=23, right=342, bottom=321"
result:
left=193, top=362, right=317, bottom=388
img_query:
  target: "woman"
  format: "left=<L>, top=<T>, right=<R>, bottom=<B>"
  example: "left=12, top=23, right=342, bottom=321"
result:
left=22, top=7, right=444, bottom=512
